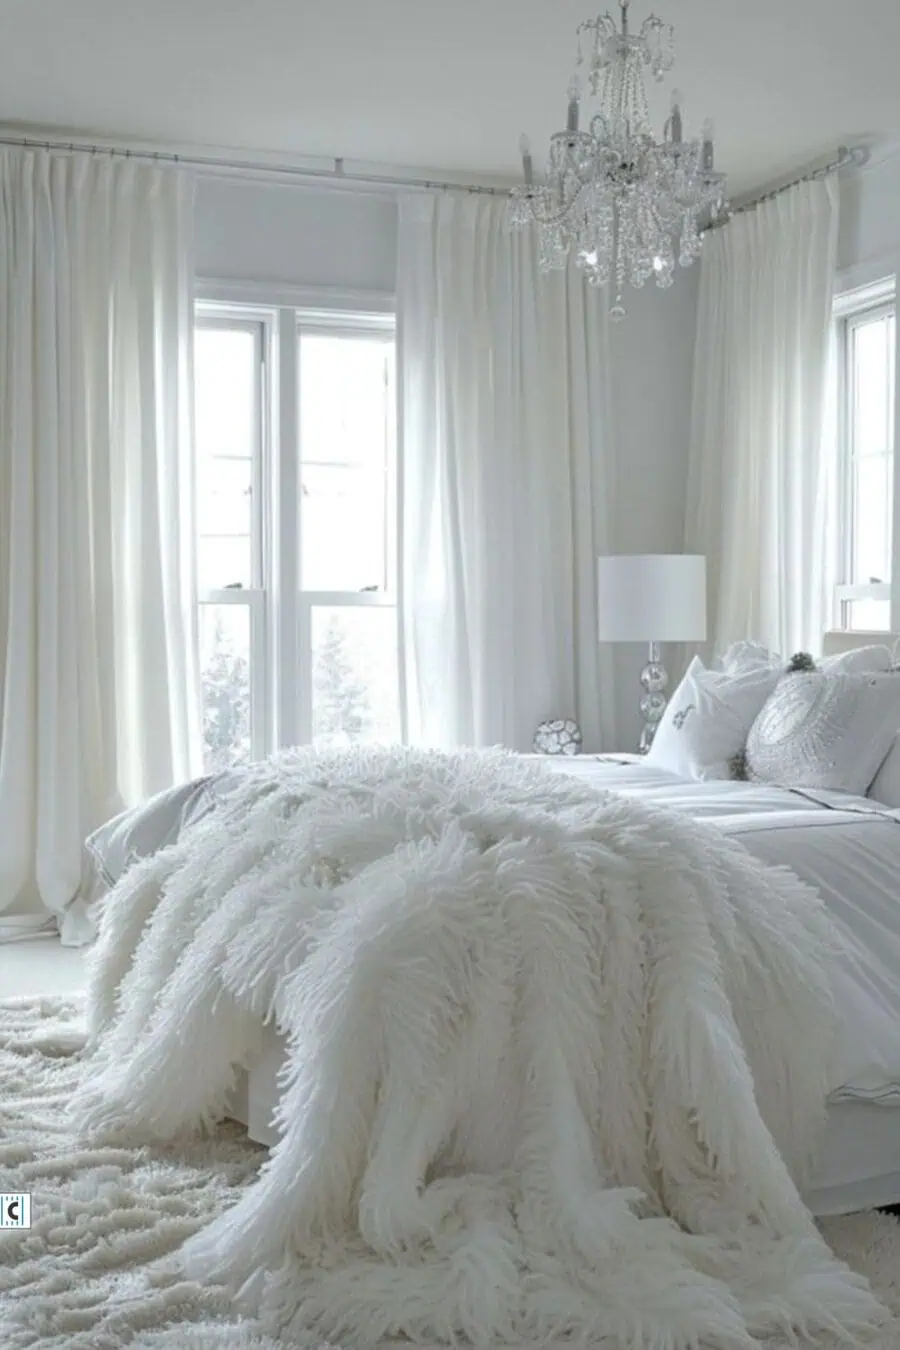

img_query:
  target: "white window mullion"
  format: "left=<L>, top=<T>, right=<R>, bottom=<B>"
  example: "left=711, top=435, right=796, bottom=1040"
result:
left=255, top=317, right=272, bottom=755
left=274, top=307, right=301, bottom=750
left=835, top=315, right=851, bottom=629
left=832, top=281, right=897, bottom=632
left=297, top=596, right=314, bottom=744
left=249, top=593, right=267, bottom=757
left=891, top=290, right=900, bottom=633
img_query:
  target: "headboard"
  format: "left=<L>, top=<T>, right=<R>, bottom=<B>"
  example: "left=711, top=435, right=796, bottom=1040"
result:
left=821, top=630, right=900, bottom=659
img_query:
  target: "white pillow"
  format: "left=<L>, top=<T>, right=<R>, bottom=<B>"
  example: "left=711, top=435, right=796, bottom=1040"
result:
left=745, top=670, right=900, bottom=795
left=720, top=641, right=892, bottom=676
left=820, top=643, right=893, bottom=674
left=720, top=640, right=892, bottom=675
left=84, top=776, right=219, bottom=890
left=720, top=640, right=780, bottom=674
left=647, top=656, right=781, bottom=781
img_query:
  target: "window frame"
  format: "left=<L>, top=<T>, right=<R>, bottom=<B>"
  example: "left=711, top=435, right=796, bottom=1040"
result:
left=193, top=289, right=399, bottom=766
left=832, top=278, right=897, bottom=631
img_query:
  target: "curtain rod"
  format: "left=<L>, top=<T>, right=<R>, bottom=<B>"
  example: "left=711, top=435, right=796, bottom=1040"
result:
left=0, top=132, right=871, bottom=214
left=704, top=144, right=870, bottom=231
left=0, top=133, right=510, bottom=197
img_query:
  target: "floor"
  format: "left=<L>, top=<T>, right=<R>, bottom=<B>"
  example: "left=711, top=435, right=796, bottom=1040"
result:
left=0, top=937, right=86, bottom=999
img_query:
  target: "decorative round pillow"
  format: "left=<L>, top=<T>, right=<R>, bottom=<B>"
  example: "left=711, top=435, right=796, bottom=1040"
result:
left=532, top=718, right=582, bottom=755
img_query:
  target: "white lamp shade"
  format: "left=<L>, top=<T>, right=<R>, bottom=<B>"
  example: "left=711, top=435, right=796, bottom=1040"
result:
left=596, top=554, right=707, bottom=643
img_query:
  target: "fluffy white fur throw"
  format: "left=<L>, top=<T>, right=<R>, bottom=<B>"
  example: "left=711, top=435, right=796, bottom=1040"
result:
left=76, top=747, right=887, bottom=1349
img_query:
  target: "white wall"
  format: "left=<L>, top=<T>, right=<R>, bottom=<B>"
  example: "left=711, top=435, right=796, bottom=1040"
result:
left=195, top=176, right=397, bottom=293
left=194, top=174, right=697, bottom=748
left=838, top=150, right=900, bottom=285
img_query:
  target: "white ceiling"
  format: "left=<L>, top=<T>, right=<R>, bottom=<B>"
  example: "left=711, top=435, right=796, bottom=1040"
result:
left=2, top=0, right=900, bottom=197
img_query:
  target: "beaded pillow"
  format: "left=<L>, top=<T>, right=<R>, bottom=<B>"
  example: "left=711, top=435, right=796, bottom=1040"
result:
left=743, top=668, right=900, bottom=796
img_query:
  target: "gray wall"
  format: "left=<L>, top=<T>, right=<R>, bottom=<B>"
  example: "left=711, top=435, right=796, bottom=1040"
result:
left=607, top=272, right=699, bottom=749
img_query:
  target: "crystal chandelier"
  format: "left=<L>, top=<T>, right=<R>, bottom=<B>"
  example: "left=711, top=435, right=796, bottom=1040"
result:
left=509, top=0, right=728, bottom=319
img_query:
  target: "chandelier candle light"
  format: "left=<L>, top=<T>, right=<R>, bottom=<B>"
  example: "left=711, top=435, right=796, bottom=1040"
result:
left=510, top=0, right=727, bottom=318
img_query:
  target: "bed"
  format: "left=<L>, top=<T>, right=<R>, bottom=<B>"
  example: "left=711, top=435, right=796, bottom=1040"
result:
left=79, top=629, right=900, bottom=1218
left=77, top=631, right=900, bottom=1347
left=222, top=751, right=900, bottom=1217
left=209, top=631, right=900, bottom=1219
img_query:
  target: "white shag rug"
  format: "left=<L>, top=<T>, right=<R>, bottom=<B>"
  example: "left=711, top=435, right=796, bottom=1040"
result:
left=1, top=998, right=900, bottom=1350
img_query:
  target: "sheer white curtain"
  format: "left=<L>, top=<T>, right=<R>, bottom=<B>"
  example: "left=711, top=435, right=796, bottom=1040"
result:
left=397, top=192, right=617, bottom=751
left=0, top=149, right=202, bottom=943
left=684, top=177, right=839, bottom=661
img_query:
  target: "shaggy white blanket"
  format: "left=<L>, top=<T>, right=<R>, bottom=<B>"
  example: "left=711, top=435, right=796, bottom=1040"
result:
left=75, top=747, right=888, bottom=1349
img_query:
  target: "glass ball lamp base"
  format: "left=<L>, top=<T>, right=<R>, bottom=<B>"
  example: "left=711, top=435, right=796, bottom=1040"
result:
left=638, top=642, right=669, bottom=754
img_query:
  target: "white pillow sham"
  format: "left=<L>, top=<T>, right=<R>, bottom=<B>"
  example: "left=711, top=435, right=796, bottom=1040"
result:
left=722, top=640, right=892, bottom=676
left=647, top=655, right=780, bottom=781
left=744, top=670, right=900, bottom=796
left=821, top=643, right=893, bottom=674
left=720, top=640, right=780, bottom=674
left=823, top=646, right=897, bottom=802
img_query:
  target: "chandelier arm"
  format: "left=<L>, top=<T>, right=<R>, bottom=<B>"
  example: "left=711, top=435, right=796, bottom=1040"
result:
left=522, top=182, right=595, bottom=230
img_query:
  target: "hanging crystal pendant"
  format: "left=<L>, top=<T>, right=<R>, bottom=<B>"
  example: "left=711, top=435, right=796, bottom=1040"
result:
left=510, top=0, right=728, bottom=318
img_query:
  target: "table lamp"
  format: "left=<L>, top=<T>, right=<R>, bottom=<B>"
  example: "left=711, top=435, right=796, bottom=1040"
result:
left=596, top=554, right=707, bottom=752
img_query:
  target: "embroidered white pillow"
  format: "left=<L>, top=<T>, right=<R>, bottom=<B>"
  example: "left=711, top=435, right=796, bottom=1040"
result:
left=745, top=670, right=900, bottom=795
left=647, top=656, right=780, bottom=781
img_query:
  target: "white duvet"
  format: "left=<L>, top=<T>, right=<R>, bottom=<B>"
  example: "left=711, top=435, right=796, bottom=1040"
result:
left=537, top=755, right=900, bottom=1105
left=77, top=747, right=890, bottom=1349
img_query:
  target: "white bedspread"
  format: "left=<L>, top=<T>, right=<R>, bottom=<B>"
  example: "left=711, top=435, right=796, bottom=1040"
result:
left=536, top=756, right=900, bottom=1105
left=76, top=747, right=888, bottom=1350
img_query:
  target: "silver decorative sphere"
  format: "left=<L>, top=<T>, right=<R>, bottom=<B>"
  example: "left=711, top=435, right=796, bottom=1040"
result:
left=639, top=691, right=667, bottom=723
left=533, top=718, right=583, bottom=755
left=640, top=661, right=669, bottom=695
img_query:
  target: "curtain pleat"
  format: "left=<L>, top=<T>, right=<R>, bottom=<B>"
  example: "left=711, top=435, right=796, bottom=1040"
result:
left=397, top=193, right=617, bottom=752
left=0, top=149, right=203, bottom=942
left=685, top=178, right=839, bottom=661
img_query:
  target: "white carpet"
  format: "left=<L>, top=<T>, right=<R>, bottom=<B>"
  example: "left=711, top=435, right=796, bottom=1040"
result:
left=0, top=997, right=899, bottom=1350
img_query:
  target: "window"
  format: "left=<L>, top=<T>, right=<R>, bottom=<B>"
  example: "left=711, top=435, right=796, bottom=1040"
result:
left=834, top=282, right=897, bottom=631
left=194, top=303, right=399, bottom=770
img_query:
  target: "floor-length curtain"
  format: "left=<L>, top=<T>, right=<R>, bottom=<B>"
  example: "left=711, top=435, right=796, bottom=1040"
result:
left=684, top=177, right=839, bottom=661
left=0, top=149, right=202, bottom=942
left=397, top=192, right=617, bottom=752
